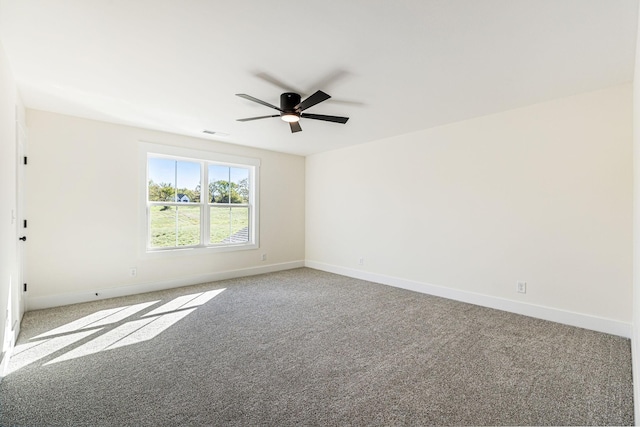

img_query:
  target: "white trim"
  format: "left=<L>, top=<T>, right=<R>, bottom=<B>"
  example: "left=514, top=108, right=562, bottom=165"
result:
left=138, top=141, right=260, bottom=257
left=305, top=260, right=632, bottom=338
left=632, top=323, right=640, bottom=421
left=0, top=316, right=18, bottom=379
left=0, top=341, right=13, bottom=380
left=139, top=141, right=261, bottom=167
left=25, top=261, right=304, bottom=311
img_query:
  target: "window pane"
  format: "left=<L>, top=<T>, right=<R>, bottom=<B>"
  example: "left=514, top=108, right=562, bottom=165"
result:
left=150, top=205, right=201, bottom=248
left=209, top=165, right=230, bottom=203
left=148, top=158, right=200, bottom=202
left=210, top=206, right=249, bottom=244
left=176, top=161, right=200, bottom=203
left=148, top=158, right=177, bottom=202
left=230, top=167, right=250, bottom=204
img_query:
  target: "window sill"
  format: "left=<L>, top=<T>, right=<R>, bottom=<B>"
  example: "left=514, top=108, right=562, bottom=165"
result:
left=142, top=243, right=259, bottom=259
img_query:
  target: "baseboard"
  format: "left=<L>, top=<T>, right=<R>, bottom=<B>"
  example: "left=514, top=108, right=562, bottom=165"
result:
left=632, top=322, right=640, bottom=422
left=1, top=316, right=20, bottom=380
left=26, top=261, right=305, bottom=311
left=0, top=339, right=14, bottom=381
left=0, top=350, right=6, bottom=380
left=305, top=260, right=631, bottom=338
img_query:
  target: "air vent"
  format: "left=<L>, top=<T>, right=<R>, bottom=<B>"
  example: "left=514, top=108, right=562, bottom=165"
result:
left=202, top=130, right=229, bottom=137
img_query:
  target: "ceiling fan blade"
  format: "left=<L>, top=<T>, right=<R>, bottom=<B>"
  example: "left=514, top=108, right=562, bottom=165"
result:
left=237, top=115, right=280, bottom=122
left=236, top=94, right=282, bottom=111
left=289, top=121, right=302, bottom=133
left=295, top=90, right=331, bottom=111
left=301, top=113, right=349, bottom=124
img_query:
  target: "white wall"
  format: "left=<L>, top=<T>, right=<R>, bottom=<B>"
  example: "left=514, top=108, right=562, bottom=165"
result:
left=0, top=39, right=25, bottom=373
left=25, top=110, right=305, bottom=308
left=307, top=84, right=633, bottom=333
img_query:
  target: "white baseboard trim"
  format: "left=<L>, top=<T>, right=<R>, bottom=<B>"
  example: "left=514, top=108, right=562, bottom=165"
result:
left=1, top=317, right=20, bottom=380
left=305, top=260, right=631, bottom=338
left=26, top=261, right=305, bottom=311
left=0, top=336, right=15, bottom=381
left=0, top=347, right=10, bottom=380
left=632, top=323, right=640, bottom=422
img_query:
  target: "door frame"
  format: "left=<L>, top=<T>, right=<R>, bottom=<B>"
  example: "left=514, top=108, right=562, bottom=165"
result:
left=15, top=111, right=26, bottom=327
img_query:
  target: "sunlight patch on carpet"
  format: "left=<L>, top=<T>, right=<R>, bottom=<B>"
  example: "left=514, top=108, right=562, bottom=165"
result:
left=7, top=329, right=102, bottom=374
left=44, top=310, right=196, bottom=365
left=7, top=289, right=225, bottom=372
left=32, top=302, right=159, bottom=340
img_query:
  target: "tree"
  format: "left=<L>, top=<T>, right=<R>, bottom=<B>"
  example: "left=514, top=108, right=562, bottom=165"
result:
left=238, top=178, right=249, bottom=203
left=210, top=180, right=243, bottom=203
left=149, top=180, right=201, bottom=203
left=148, top=180, right=175, bottom=202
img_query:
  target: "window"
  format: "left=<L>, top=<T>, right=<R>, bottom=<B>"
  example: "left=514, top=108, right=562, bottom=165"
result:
left=142, top=143, right=259, bottom=253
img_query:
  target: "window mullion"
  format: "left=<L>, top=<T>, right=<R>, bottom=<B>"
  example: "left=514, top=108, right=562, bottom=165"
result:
left=202, top=161, right=209, bottom=246
left=173, top=160, right=179, bottom=247
left=227, top=168, right=231, bottom=240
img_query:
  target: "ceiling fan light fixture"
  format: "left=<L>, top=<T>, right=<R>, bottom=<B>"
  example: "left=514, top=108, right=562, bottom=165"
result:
left=281, top=113, right=300, bottom=123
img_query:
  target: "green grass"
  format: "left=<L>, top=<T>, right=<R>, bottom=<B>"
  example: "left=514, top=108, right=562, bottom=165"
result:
left=210, top=206, right=249, bottom=243
left=150, top=205, right=249, bottom=248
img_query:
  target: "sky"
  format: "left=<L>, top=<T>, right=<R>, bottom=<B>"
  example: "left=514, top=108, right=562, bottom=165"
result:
left=148, top=157, right=248, bottom=191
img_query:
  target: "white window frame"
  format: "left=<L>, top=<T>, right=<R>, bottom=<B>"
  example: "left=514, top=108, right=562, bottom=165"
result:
left=139, top=142, right=260, bottom=256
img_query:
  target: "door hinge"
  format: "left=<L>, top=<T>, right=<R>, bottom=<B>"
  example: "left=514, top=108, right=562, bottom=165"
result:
left=23, top=156, right=27, bottom=165
left=23, top=283, right=27, bottom=292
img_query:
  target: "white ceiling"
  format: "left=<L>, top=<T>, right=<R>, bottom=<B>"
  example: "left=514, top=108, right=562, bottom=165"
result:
left=0, top=0, right=637, bottom=156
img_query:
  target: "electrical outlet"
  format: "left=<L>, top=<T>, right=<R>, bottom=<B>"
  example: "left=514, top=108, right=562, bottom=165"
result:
left=517, top=281, right=526, bottom=294
left=261, top=254, right=267, bottom=261
left=130, top=268, right=137, bottom=277
left=358, top=257, right=364, bottom=266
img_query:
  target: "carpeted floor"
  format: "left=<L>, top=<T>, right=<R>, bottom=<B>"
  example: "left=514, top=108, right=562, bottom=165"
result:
left=0, top=268, right=633, bottom=426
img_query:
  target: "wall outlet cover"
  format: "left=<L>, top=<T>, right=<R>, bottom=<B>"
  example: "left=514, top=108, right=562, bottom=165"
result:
left=517, top=281, right=526, bottom=294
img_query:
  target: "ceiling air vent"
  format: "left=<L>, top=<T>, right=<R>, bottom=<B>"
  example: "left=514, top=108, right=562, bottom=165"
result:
left=202, top=130, right=229, bottom=137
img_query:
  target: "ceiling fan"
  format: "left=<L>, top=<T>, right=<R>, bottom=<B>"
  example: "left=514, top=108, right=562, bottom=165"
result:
left=236, top=90, right=349, bottom=133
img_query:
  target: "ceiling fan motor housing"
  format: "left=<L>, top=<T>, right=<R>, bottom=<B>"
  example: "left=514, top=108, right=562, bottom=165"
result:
left=281, top=92, right=301, bottom=116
